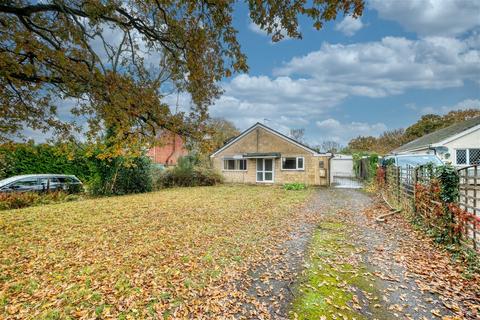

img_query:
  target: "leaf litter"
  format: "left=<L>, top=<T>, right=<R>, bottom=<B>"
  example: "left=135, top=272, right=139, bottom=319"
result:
left=1, top=186, right=478, bottom=319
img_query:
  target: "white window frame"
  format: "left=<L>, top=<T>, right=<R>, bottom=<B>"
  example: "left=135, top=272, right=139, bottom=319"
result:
left=281, top=157, right=305, bottom=171
left=456, top=148, right=480, bottom=165
left=256, top=158, right=275, bottom=183
left=223, top=159, right=247, bottom=171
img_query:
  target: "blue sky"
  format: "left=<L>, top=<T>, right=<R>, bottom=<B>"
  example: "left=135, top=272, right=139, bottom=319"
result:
left=20, top=1, right=480, bottom=146
left=205, top=0, right=480, bottom=147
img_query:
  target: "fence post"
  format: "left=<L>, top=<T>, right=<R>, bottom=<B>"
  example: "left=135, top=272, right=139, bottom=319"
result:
left=396, top=166, right=401, bottom=207
left=413, top=167, right=418, bottom=214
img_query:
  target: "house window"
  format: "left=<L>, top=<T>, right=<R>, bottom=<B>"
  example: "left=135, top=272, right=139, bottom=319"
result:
left=456, top=149, right=467, bottom=165
left=281, top=157, right=305, bottom=170
left=456, top=149, right=480, bottom=165
left=239, top=159, right=247, bottom=170
left=469, top=149, right=480, bottom=165
left=223, top=159, right=247, bottom=171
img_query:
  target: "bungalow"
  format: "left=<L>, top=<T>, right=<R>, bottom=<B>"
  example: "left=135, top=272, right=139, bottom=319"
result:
left=392, top=116, right=480, bottom=166
left=210, top=122, right=331, bottom=186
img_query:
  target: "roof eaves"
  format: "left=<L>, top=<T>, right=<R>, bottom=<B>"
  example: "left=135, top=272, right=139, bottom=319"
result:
left=210, top=122, right=324, bottom=157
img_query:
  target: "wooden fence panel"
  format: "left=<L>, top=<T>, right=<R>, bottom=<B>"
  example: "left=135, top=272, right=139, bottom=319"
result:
left=378, top=164, right=480, bottom=252
left=458, top=165, right=480, bottom=251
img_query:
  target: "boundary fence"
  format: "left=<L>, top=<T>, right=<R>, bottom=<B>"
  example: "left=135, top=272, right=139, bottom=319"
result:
left=378, top=164, right=480, bottom=252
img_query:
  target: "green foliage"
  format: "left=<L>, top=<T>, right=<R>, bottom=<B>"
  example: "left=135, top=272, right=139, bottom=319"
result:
left=155, top=157, right=223, bottom=189
left=0, top=142, right=153, bottom=196
left=436, top=165, right=460, bottom=203
left=352, top=153, right=378, bottom=181
left=0, top=142, right=90, bottom=181
left=87, top=155, right=153, bottom=196
left=414, top=164, right=469, bottom=247
left=283, top=183, right=307, bottom=190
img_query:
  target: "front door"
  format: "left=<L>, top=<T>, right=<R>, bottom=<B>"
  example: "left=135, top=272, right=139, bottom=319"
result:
left=256, top=158, right=274, bottom=183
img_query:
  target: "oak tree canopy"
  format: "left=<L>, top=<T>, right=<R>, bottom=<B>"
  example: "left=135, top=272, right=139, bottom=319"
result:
left=0, top=0, right=364, bottom=157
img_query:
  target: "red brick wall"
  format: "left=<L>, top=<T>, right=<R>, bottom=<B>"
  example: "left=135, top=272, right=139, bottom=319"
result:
left=147, top=133, right=188, bottom=165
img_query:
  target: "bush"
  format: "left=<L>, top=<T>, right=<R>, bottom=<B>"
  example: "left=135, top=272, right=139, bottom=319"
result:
left=0, top=191, right=76, bottom=210
left=283, top=183, right=307, bottom=190
left=87, top=156, right=153, bottom=196
left=155, top=157, right=223, bottom=188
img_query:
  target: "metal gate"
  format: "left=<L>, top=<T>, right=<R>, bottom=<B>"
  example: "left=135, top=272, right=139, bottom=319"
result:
left=330, top=155, right=362, bottom=188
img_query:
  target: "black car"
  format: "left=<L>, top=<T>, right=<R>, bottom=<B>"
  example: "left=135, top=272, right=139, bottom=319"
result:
left=0, top=174, right=83, bottom=193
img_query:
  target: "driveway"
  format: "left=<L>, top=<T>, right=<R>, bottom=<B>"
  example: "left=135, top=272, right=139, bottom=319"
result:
left=238, top=188, right=478, bottom=319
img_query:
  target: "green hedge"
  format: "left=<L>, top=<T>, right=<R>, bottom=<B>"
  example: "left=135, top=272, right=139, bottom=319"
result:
left=0, top=142, right=153, bottom=196
left=0, top=142, right=90, bottom=181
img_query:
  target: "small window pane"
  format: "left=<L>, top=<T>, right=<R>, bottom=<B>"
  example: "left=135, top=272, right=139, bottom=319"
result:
left=224, top=159, right=235, bottom=170
left=469, top=148, right=480, bottom=165
left=297, top=157, right=304, bottom=169
left=239, top=159, right=247, bottom=170
left=257, top=172, right=263, bottom=181
left=265, top=172, right=273, bottom=181
left=257, top=159, right=263, bottom=171
left=456, top=149, right=467, bottom=164
left=282, top=158, right=296, bottom=169
left=265, top=159, right=273, bottom=171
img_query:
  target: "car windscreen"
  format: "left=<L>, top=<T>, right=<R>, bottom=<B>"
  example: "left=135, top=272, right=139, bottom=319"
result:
left=0, top=176, right=20, bottom=188
left=397, top=155, right=443, bottom=167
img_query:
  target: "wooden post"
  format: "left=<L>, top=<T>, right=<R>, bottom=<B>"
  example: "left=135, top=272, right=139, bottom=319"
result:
left=413, top=167, right=418, bottom=214
left=396, top=166, right=401, bottom=208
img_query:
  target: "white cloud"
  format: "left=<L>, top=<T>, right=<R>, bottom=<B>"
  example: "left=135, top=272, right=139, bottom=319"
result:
left=247, top=17, right=295, bottom=42
left=202, top=34, right=479, bottom=143
left=314, top=118, right=387, bottom=143
left=275, top=35, right=480, bottom=96
left=335, top=16, right=364, bottom=36
left=209, top=74, right=347, bottom=130
left=370, top=0, right=480, bottom=36
left=248, top=21, right=268, bottom=36
left=420, top=98, right=480, bottom=114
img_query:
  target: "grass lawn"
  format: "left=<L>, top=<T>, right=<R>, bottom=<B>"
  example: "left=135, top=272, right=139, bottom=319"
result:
left=0, top=185, right=311, bottom=319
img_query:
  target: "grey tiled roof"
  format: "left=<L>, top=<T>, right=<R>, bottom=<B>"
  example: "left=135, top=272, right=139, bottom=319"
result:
left=393, top=116, right=480, bottom=153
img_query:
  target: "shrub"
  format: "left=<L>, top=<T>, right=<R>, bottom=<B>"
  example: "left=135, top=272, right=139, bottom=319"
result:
left=87, top=156, right=153, bottom=196
left=353, top=153, right=379, bottom=181
left=0, top=191, right=77, bottom=210
left=155, top=159, right=223, bottom=189
left=0, top=192, right=40, bottom=210
left=283, top=183, right=307, bottom=190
